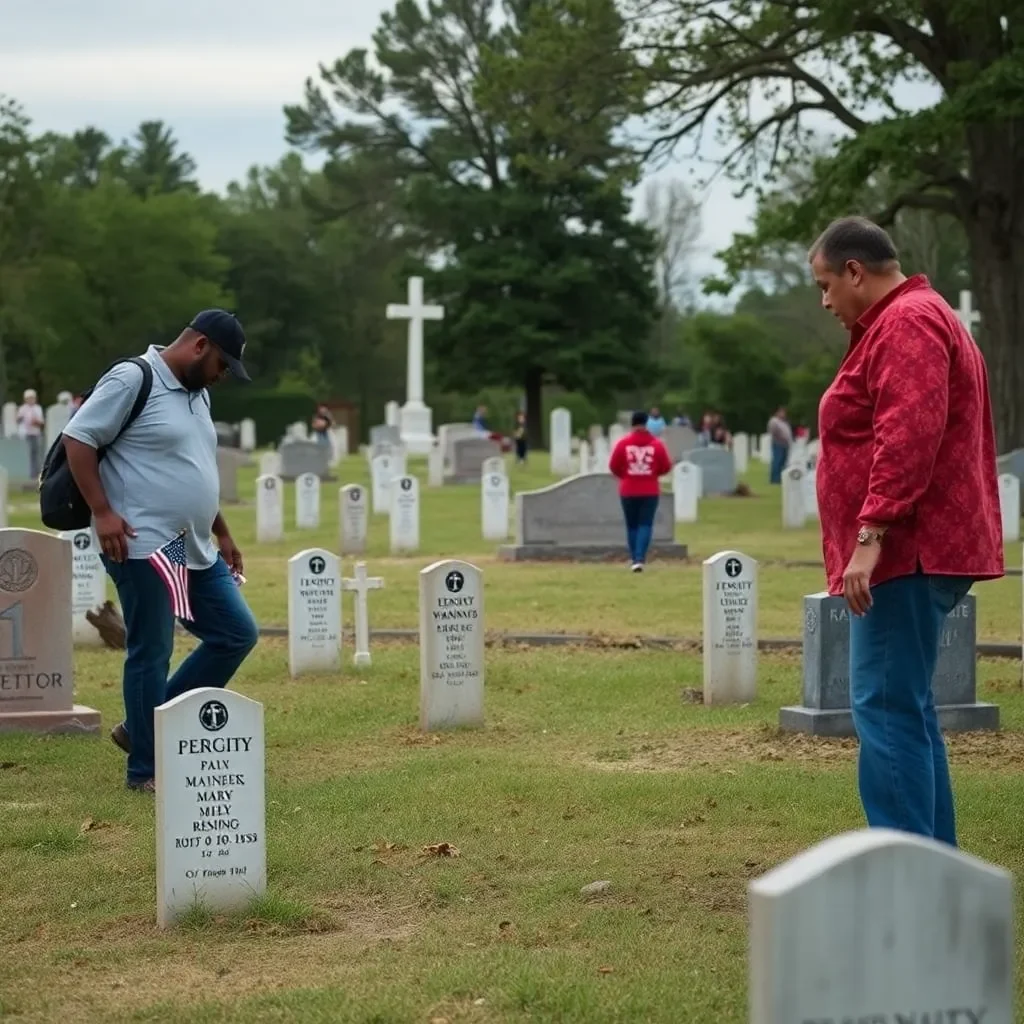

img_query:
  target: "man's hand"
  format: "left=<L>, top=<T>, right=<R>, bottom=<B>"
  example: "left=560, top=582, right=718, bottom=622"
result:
left=218, top=532, right=244, bottom=575
left=95, top=508, right=136, bottom=563
left=843, top=541, right=882, bottom=617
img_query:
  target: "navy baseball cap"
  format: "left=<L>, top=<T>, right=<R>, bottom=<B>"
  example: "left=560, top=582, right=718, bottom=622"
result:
left=189, top=309, right=251, bottom=382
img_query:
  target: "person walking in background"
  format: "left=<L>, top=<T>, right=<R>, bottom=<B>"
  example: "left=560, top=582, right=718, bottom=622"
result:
left=646, top=406, right=666, bottom=437
left=609, top=411, right=672, bottom=572
left=811, top=216, right=1003, bottom=846
left=16, top=388, right=45, bottom=480
left=513, top=410, right=528, bottom=465
left=472, top=404, right=489, bottom=433
left=767, top=406, right=792, bottom=484
left=311, top=403, right=334, bottom=450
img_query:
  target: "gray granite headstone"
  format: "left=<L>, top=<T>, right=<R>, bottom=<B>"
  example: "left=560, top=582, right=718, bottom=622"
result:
left=370, top=425, right=401, bottom=447
left=662, top=425, right=698, bottom=463
left=0, top=439, right=31, bottom=482
left=214, top=421, right=240, bottom=448
left=682, top=446, right=736, bottom=495
left=779, top=592, right=998, bottom=735
left=446, top=436, right=502, bottom=484
left=216, top=447, right=248, bottom=504
left=278, top=439, right=330, bottom=481
left=498, top=473, right=687, bottom=561
left=996, top=448, right=1024, bottom=508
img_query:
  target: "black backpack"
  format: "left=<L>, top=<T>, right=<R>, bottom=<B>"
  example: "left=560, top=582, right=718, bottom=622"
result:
left=39, top=357, right=153, bottom=530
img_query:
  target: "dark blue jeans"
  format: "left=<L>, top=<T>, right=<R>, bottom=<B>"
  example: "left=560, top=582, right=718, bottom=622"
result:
left=620, top=495, right=659, bottom=563
left=102, top=554, right=259, bottom=784
left=769, top=441, right=788, bottom=484
left=849, top=572, right=972, bottom=847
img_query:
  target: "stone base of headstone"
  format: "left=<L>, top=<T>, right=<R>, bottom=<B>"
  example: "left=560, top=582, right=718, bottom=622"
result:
left=778, top=702, right=1000, bottom=737
left=400, top=402, right=435, bottom=455
left=0, top=705, right=101, bottom=735
left=497, top=542, right=688, bottom=562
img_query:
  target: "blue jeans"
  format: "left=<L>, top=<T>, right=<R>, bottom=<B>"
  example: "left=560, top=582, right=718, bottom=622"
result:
left=621, top=495, right=659, bottom=563
left=849, top=572, right=972, bottom=846
left=102, top=554, right=259, bottom=784
left=769, top=442, right=788, bottom=484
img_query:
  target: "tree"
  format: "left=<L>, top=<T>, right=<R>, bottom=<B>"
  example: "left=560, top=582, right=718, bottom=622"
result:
left=631, top=0, right=1024, bottom=447
left=118, top=120, right=198, bottom=197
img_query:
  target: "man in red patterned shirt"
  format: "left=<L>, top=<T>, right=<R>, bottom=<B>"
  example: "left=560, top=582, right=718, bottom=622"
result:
left=810, top=216, right=1003, bottom=847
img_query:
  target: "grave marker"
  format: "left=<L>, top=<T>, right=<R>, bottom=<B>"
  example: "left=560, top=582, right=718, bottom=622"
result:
left=683, top=446, right=735, bottom=494
left=702, top=550, right=757, bottom=704
left=482, top=471, right=510, bottom=541
left=672, top=461, right=700, bottom=523
left=57, top=528, right=106, bottom=646
left=427, top=441, right=444, bottom=487
left=278, top=439, right=328, bottom=481
left=550, top=407, right=572, bottom=475
left=339, top=484, right=368, bottom=555
left=782, top=464, right=807, bottom=528
left=482, top=455, right=504, bottom=477
left=578, top=440, right=592, bottom=474
left=287, top=548, right=341, bottom=677
left=1, top=402, right=15, bottom=438
left=733, top=432, right=749, bottom=474
left=419, top=560, right=485, bottom=731
left=385, top=400, right=400, bottom=427
left=155, top=687, right=266, bottom=927
left=255, top=475, right=284, bottom=543
left=45, top=402, right=70, bottom=453
left=0, top=465, right=7, bottom=528
left=371, top=453, right=394, bottom=515
left=802, top=465, right=819, bottom=520
left=295, top=472, right=321, bottom=529
left=389, top=475, right=420, bottom=553
left=448, top=436, right=501, bottom=484
left=239, top=418, right=256, bottom=452
left=593, top=436, right=610, bottom=472
left=342, top=561, right=384, bottom=667
left=258, top=451, right=280, bottom=477
left=999, top=472, right=1019, bottom=542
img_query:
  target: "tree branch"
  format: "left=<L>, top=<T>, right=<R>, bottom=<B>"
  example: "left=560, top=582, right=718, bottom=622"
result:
left=874, top=188, right=959, bottom=225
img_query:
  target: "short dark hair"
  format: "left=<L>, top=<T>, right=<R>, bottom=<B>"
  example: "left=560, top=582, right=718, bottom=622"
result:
left=632, top=410, right=648, bottom=427
left=808, top=217, right=900, bottom=274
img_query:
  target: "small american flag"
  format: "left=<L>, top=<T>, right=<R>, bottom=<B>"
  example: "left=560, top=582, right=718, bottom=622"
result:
left=148, top=531, right=193, bottom=621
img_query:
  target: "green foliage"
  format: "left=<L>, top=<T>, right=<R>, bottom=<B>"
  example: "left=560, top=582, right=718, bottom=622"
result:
left=209, top=388, right=319, bottom=443
left=784, top=353, right=840, bottom=433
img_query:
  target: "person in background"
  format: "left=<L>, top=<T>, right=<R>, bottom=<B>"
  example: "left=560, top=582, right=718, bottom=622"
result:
left=767, top=406, right=792, bottom=484
left=609, top=411, right=672, bottom=572
left=311, top=403, right=334, bottom=449
left=513, top=410, right=528, bottom=465
left=671, top=411, right=691, bottom=427
left=472, top=404, right=489, bottom=433
left=698, top=412, right=713, bottom=446
left=811, top=215, right=1002, bottom=846
left=709, top=412, right=731, bottom=446
left=16, top=389, right=45, bottom=480
left=646, top=406, right=666, bottom=436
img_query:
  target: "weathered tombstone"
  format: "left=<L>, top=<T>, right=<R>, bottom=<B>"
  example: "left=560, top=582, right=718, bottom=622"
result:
left=341, top=561, right=384, bottom=667
left=295, top=472, right=321, bottom=529
left=0, top=439, right=30, bottom=481
left=389, top=475, right=420, bottom=554
left=683, top=446, right=735, bottom=495
left=57, top=528, right=106, bottom=646
left=0, top=466, right=7, bottom=528
left=447, top=436, right=502, bottom=484
left=239, top=418, right=256, bottom=452
left=154, top=687, right=266, bottom=928
left=258, top=451, right=280, bottom=477
left=277, top=439, right=329, bottom=481
left=702, top=550, right=757, bottom=704
left=802, top=465, right=819, bottom=520
left=662, top=425, right=699, bottom=464
left=482, top=470, right=510, bottom=541
left=779, top=592, right=998, bottom=735
left=370, top=424, right=401, bottom=448
left=999, top=472, right=1019, bottom=542
left=550, top=407, right=572, bottom=475
left=385, top=400, right=400, bottom=427
left=593, top=435, right=611, bottom=472
left=370, top=453, right=394, bottom=516
left=330, top=425, right=348, bottom=466
left=255, top=475, right=284, bottom=543
left=482, top=455, right=504, bottom=477
left=759, top=432, right=771, bottom=463
left=608, top=423, right=626, bottom=448
left=419, top=560, right=485, bottom=731
left=45, top=402, right=70, bottom=453
left=578, top=440, right=593, bottom=474
left=216, top=447, right=244, bottom=504
left=1, top=402, right=15, bottom=438
left=733, top=432, right=749, bottom=474
left=339, top=484, right=368, bottom=555
left=499, top=474, right=687, bottom=561
left=427, top=440, right=444, bottom=488
left=782, top=464, right=807, bottom=528
left=391, top=447, right=408, bottom=479
left=748, top=829, right=1013, bottom=1024
left=291, top=421, right=309, bottom=441
left=995, top=448, right=1024, bottom=510
left=672, top=460, right=700, bottom=524
left=287, top=548, right=341, bottom=677
left=438, top=423, right=476, bottom=470
left=0, top=529, right=100, bottom=733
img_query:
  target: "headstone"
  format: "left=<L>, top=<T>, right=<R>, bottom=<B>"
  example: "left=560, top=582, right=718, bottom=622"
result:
left=702, top=550, right=757, bottom=704
left=438, top=423, right=476, bottom=470
left=239, top=418, right=256, bottom=452
left=154, top=687, right=266, bottom=928
left=587, top=424, right=603, bottom=443
left=216, top=447, right=245, bottom=504
left=999, top=473, right=1019, bottom=542
left=295, top=472, right=321, bottom=529
left=482, top=470, right=510, bottom=541
left=330, top=425, right=348, bottom=466
left=287, top=548, right=341, bottom=677
left=672, top=461, right=700, bottom=523
left=255, top=475, right=284, bottom=543
left=608, top=423, right=626, bottom=448
left=370, top=424, right=402, bottom=448
left=593, top=436, right=610, bottom=472
left=258, top=451, right=280, bottom=477
left=389, top=475, right=420, bottom=554
left=419, top=560, right=485, bottom=731
left=371, top=453, right=395, bottom=515
left=782, top=464, right=807, bottom=528
left=0, top=439, right=30, bottom=482
left=958, top=288, right=981, bottom=335
left=802, top=465, right=819, bottom=520
left=0, top=529, right=100, bottom=734
left=1, top=402, right=15, bottom=438
left=45, top=403, right=70, bottom=452
left=787, top=435, right=808, bottom=467
left=278, top=439, right=329, bottom=481
left=214, top=421, right=240, bottom=448
left=749, top=829, right=1013, bottom=1024
left=385, top=400, right=400, bottom=427
left=291, top=421, right=309, bottom=441
left=662, top=425, right=699, bottom=463
left=427, top=441, right=444, bottom=487
left=339, top=484, right=368, bottom=555
left=683, top=446, right=735, bottom=495
left=341, top=561, right=384, bottom=667
left=780, top=592, right=999, bottom=735
left=0, top=466, right=7, bottom=528
left=759, top=433, right=771, bottom=463
left=482, top=455, right=504, bottom=477
left=447, top=435, right=502, bottom=484
left=499, top=474, right=687, bottom=561
left=549, top=408, right=572, bottom=475
left=733, top=432, right=749, bottom=474
left=57, top=528, right=106, bottom=646
left=578, top=440, right=593, bottom=474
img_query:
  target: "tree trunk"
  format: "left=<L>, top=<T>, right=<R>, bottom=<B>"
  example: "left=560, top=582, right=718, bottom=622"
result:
left=524, top=366, right=544, bottom=450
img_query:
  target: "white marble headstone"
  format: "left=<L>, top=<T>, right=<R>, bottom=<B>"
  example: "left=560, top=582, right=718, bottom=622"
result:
left=419, top=560, right=485, bottom=731
left=239, top=418, right=256, bottom=452
left=1, top=402, right=16, bottom=439
left=608, top=423, right=626, bottom=448
left=57, top=528, right=106, bottom=645
left=329, top=425, right=348, bottom=467
left=749, top=829, right=1013, bottom=1024
left=578, top=440, right=593, bottom=474
left=550, top=407, right=572, bottom=475
left=294, top=472, right=320, bottom=529
left=482, top=456, right=504, bottom=477
left=593, top=436, right=611, bottom=472
left=258, top=451, right=280, bottom=477
left=44, top=403, right=70, bottom=452
left=672, top=461, right=699, bottom=523
left=385, top=400, right=400, bottom=427
left=339, top=484, right=368, bottom=555
left=370, top=454, right=394, bottom=516
left=427, top=441, right=444, bottom=488
left=733, top=432, right=749, bottom=474
left=389, top=475, right=420, bottom=554
left=802, top=465, right=818, bottom=520
left=759, top=433, right=771, bottom=463
left=481, top=471, right=510, bottom=541
left=998, top=473, right=1019, bottom=543
left=782, top=465, right=807, bottom=529
left=702, top=549, right=757, bottom=704
left=155, top=687, right=266, bottom=927
left=255, top=474, right=284, bottom=543
left=287, top=548, right=341, bottom=677
left=341, top=560, right=384, bottom=667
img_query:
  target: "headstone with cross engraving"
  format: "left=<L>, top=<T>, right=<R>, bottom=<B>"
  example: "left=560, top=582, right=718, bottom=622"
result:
left=672, top=460, right=700, bottom=523
left=998, top=473, right=1019, bottom=543
left=295, top=472, right=321, bottom=530
left=749, top=829, right=1013, bottom=1024
left=155, top=686, right=266, bottom=927
left=341, top=560, right=384, bottom=667
left=482, top=469, right=510, bottom=541
left=287, top=548, right=341, bottom=677
left=0, top=529, right=100, bottom=734
left=339, top=484, right=368, bottom=555
left=390, top=475, right=420, bottom=553
left=419, top=559, right=485, bottom=731
left=255, top=474, right=284, bottom=543
left=57, top=528, right=106, bottom=646
left=702, top=549, right=758, bottom=704
left=371, top=453, right=395, bottom=516
left=782, top=464, right=807, bottom=529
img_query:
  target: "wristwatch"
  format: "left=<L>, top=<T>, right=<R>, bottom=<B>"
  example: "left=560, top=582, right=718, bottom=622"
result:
left=857, top=526, right=884, bottom=546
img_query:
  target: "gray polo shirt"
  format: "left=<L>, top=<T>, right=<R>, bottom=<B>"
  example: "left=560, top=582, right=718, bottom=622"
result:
left=62, top=346, right=220, bottom=568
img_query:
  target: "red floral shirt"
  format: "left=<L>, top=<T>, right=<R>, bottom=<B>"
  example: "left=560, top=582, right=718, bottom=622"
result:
left=817, top=275, right=1004, bottom=595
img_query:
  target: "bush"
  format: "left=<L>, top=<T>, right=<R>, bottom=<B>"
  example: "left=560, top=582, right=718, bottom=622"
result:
left=209, top=387, right=315, bottom=445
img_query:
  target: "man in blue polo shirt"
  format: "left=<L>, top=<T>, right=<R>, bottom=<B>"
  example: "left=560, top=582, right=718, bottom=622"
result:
left=62, top=310, right=259, bottom=793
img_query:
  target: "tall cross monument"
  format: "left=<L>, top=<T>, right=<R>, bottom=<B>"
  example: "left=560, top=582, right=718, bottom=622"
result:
left=386, top=276, right=445, bottom=454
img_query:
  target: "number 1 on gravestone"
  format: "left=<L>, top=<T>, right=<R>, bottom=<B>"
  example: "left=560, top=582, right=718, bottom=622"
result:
left=0, top=602, right=26, bottom=659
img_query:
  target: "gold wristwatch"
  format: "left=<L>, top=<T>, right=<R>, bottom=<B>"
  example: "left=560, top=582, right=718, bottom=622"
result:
left=857, top=526, right=884, bottom=546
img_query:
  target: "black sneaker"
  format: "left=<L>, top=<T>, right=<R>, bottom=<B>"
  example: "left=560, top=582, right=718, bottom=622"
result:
left=110, top=722, right=131, bottom=755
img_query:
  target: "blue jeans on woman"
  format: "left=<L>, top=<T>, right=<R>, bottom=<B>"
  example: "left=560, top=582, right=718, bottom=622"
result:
left=849, top=572, right=972, bottom=847
left=102, top=554, right=259, bottom=785
left=769, top=441, right=788, bottom=484
left=620, top=495, right=660, bottom=564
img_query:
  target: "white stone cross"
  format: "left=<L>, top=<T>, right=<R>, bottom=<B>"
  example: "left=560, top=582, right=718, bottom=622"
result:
left=958, top=289, right=981, bottom=336
left=341, top=560, right=384, bottom=667
left=386, top=276, right=444, bottom=408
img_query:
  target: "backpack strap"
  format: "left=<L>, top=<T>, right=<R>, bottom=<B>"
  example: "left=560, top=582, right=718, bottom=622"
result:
left=113, top=356, right=153, bottom=441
